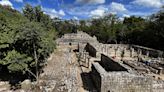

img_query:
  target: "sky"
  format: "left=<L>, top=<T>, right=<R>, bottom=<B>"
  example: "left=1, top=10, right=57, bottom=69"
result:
left=0, top=0, right=163, bottom=20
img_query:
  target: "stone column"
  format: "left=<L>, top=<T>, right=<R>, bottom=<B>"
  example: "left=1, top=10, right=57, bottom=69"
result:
left=84, top=52, right=87, bottom=63
left=106, top=47, right=109, bottom=56
left=86, top=52, right=90, bottom=68
left=101, top=45, right=103, bottom=53
left=146, top=51, right=150, bottom=57
left=130, top=47, right=132, bottom=57
left=104, top=45, right=107, bottom=54
left=114, top=46, right=118, bottom=57
left=82, top=50, right=86, bottom=59
left=139, top=49, right=142, bottom=56
left=131, top=48, right=135, bottom=57
left=158, top=67, right=163, bottom=75
left=158, top=51, right=163, bottom=58
left=102, top=45, right=104, bottom=53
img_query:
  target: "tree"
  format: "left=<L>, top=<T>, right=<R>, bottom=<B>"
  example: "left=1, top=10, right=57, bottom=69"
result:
left=146, top=7, right=164, bottom=50
left=123, top=16, right=147, bottom=44
left=0, top=50, right=32, bottom=73
left=0, top=4, right=56, bottom=83
left=23, top=4, right=54, bottom=31
left=23, top=4, right=35, bottom=21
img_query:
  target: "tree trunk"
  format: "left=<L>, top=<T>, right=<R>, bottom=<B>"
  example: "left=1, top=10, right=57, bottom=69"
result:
left=33, top=44, right=39, bottom=85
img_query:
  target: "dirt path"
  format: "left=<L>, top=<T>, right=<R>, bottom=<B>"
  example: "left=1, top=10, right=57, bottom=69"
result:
left=39, top=45, right=97, bottom=92
left=40, top=45, right=81, bottom=92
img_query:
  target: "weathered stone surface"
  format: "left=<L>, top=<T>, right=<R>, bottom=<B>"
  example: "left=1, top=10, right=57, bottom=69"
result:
left=21, top=79, right=32, bottom=90
left=91, top=59, right=164, bottom=92
left=55, top=32, right=164, bottom=92
left=56, top=31, right=98, bottom=46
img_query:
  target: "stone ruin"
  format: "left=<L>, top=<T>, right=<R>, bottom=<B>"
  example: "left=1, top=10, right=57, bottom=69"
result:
left=56, top=31, right=98, bottom=46
left=85, top=42, right=164, bottom=92
left=56, top=31, right=164, bottom=92
left=91, top=54, right=164, bottom=92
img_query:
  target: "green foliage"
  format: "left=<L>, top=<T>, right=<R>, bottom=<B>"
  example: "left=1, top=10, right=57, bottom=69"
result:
left=77, top=7, right=164, bottom=50
left=23, top=4, right=35, bottom=21
left=80, top=14, right=121, bottom=43
left=0, top=50, right=32, bottom=72
left=38, top=30, right=56, bottom=59
left=123, top=16, right=145, bottom=32
left=121, top=7, right=164, bottom=50
left=0, top=4, right=56, bottom=74
left=23, top=4, right=54, bottom=30
left=53, top=19, right=77, bottom=37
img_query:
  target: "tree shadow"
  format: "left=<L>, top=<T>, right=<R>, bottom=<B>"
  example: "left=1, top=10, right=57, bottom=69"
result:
left=0, top=66, right=35, bottom=90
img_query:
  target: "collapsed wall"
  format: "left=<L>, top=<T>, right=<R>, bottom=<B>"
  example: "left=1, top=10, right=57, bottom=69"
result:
left=91, top=54, right=164, bottom=92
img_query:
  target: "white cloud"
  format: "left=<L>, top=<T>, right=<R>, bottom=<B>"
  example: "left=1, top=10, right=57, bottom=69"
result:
left=119, top=17, right=124, bottom=21
left=110, top=2, right=127, bottom=13
left=90, top=6, right=107, bottom=18
left=75, top=0, right=105, bottom=4
left=43, top=8, right=66, bottom=18
left=132, top=0, right=163, bottom=8
left=0, top=0, right=13, bottom=7
left=123, top=14, right=130, bottom=18
left=118, top=14, right=130, bottom=21
left=73, top=16, right=79, bottom=20
left=67, top=2, right=128, bottom=19
left=14, top=0, right=23, bottom=3
left=59, top=10, right=65, bottom=16
left=67, top=5, right=93, bottom=16
left=90, top=9, right=105, bottom=16
left=128, top=11, right=152, bottom=16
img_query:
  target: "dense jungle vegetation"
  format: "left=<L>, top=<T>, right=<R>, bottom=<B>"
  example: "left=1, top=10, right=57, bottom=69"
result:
left=0, top=4, right=56, bottom=81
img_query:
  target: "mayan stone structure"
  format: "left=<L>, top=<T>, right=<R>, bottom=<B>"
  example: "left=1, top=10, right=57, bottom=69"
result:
left=85, top=42, right=164, bottom=92
left=56, top=31, right=98, bottom=46
left=56, top=31, right=164, bottom=92
left=91, top=54, right=164, bottom=92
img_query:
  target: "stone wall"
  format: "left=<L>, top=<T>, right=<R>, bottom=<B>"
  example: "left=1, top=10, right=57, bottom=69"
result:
left=102, top=72, right=153, bottom=92
left=91, top=62, right=164, bottom=92
left=87, top=43, right=138, bottom=58
left=91, top=64, right=102, bottom=91
left=85, top=43, right=97, bottom=57
left=87, top=43, right=164, bottom=58
left=56, top=31, right=98, bottom=46
left=100, top=54, right=127, bottom=71
left=91, top=53, right=164, bottom=92
left=152, top=81, right=164, bottom=92
left=132, top=45, right=163, bottom=58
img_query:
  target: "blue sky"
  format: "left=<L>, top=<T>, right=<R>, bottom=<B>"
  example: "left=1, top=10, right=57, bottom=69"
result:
left=0, top=0, right=163, bottom=20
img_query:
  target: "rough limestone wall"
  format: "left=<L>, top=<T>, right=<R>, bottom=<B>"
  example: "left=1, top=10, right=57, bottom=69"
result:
left=91, top=65, right=102, bottom=91
left=102, top=72, right=153, bottom=92
left=101, top=54, right=127, bottom=71
left=91, top=62, right=164, bottom=92
left=85, top=43, right=97, bottom=57
left=56, top=32, right=99, bottom=46
left=152, top=81, right=164, bottom=92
